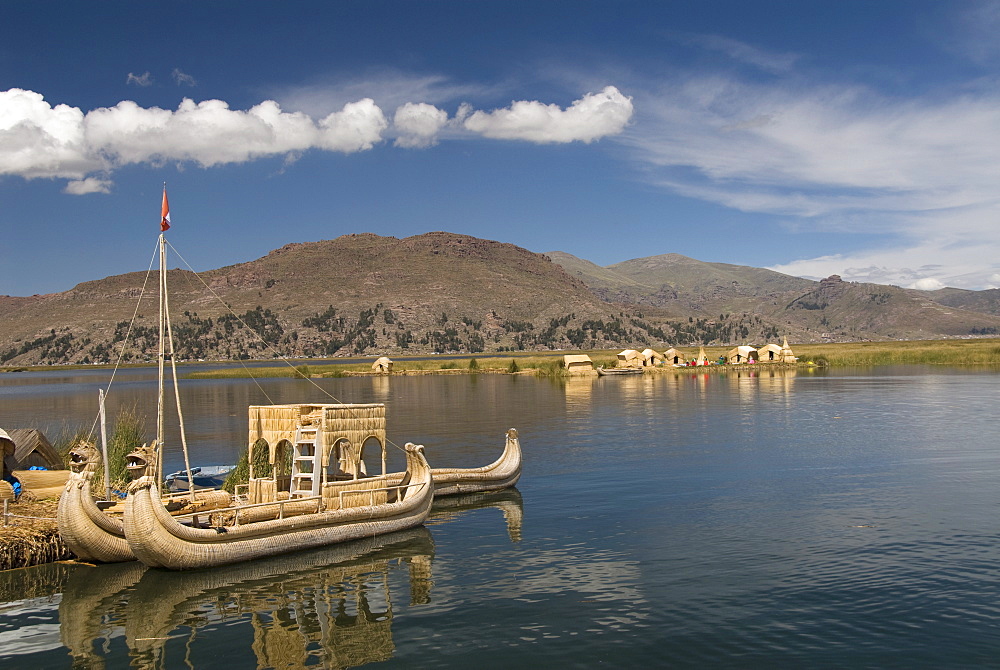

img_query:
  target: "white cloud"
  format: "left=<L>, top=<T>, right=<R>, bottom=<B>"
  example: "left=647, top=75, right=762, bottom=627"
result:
left=126, top=72, right=153, bottom=87
left=0, top=88, right=102, bottom=179
left=463, top=86, right=634, bottom=143
left=63, top=177, right=112, bottom=195
left=1, top=85, right=631, bottom=192
left=0, top=89, right=388, bottom=183
left=908, top=277, right=946, bottom=290
left=393, top=102, right=448, bottom=148
left=768, top=234, right=1000, bottom=290
left=315, top=98, right=388, bottom=152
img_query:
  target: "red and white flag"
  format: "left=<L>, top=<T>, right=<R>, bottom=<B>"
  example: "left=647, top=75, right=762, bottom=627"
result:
left=160, top=187, right=171, bottom=231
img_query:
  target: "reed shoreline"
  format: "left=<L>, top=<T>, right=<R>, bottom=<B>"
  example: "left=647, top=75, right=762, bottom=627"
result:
left=2, top=338, right=998, bottom=379
left=180, top=338, right=1000, bottom=380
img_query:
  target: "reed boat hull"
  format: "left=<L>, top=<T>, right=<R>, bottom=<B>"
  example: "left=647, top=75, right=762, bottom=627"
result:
left=383, top=428, right=521, bottom=497
left=58, top=474, right=134, bottom=563
left=429, top=428, right=522, bottom=496
left=596, top=367, right=644, bottom=376
left=123, top=444, right=435, bottom=570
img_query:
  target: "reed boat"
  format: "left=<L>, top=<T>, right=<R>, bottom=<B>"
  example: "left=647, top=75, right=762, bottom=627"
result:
left=119, top=397, right=515, bottom=569
left=123, top=438, right=433, bottom=570
left=58, top=439, right=233, bottom=563
left=596, top=366, right=644, bottom=376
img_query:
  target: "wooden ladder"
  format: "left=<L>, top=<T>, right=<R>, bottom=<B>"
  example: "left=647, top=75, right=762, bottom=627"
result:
left=291, top=426, right=320, bottom=497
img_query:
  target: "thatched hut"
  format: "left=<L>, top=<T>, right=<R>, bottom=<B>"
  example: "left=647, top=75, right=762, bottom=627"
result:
left=726, top=346, right=759, bottom=364
left=757, top=343, right=784, bottom=362
left=2, top=428, right=67, bottom=498
left=695, top=346, right=708, bottom=366
left=371, top=357, right=393, bottom=373
left=1, top=428, right=63, bottom=477
left=563, top=354, right=594, bottom=374
left=663, top=348, right=686, bottom=365
left=780, top=336, right=798, bottom=363
left=640, top=348, right=665, bottom=367
left=616, top=349, right=642, bottom=368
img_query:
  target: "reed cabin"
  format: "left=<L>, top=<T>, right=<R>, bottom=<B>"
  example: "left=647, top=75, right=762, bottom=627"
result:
left=246, top=403, right=389, bottom=507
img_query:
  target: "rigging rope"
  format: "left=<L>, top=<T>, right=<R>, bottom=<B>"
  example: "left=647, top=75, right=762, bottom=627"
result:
left=86, top=240, right=160, bottom=443
left=164, top=240, right=410, bottom=455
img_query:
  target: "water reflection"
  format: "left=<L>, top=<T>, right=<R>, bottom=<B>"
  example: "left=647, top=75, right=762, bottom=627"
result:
left=562, top=375, right=595, bottom=410
left=428, top=488, right=524, bottom=542
left=124, top=528, right=434, bottom=669
left=59, top=562, right=146, bottom=667
left=0, top=488, right=525, bottom=669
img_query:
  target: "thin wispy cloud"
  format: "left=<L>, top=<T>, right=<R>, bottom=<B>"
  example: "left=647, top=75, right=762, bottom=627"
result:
left=275, top=72, right=499, bottom=118
left=172, top=68, right=197, bottom=87
left=618, top=60, right=1000, bottom=289
left=682, top=33, right=800, bottom=73
left=126, top=71, right=153, bottom=87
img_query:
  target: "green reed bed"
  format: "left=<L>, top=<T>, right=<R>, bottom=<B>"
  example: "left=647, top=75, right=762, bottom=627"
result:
left=792, top=338, right=1000, bottom=367
left=184, top=352, right=613, bottom=379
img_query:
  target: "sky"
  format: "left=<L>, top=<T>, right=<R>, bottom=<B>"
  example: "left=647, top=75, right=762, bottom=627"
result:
left=3, top=0, right=1000, bottom=297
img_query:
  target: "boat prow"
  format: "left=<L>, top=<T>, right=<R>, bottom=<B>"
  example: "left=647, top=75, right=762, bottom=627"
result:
left=426, top=428, right=522, bottom=496
left=57, top=440, right=134, bottom=563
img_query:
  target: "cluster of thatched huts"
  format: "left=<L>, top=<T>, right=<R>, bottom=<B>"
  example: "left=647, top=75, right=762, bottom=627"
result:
left=561, top=337, right=798, bottom=375
left=722, top=337, right=798, bottom=365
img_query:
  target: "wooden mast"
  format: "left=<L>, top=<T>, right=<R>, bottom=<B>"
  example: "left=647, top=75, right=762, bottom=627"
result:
left=156, top=187, right=196, bottom=501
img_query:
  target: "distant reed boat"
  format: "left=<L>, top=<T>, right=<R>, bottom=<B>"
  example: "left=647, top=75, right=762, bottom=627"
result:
left=596, top=366, right=644, bottom=376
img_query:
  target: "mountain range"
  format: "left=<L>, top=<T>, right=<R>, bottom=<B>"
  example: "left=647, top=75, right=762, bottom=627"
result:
left=1, top=232, right=998, bottom=366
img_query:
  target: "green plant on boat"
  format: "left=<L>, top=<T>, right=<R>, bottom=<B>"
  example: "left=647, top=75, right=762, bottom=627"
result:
left=88, top=406, right=146, bottom=495
left=223, top=437, right=293, bottom=493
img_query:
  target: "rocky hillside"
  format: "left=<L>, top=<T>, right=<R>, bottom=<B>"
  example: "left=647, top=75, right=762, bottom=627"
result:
left=0, top=233, right=784, bottom=365
left=917, top=287, right=1000, bottom=317
left=3, top=233, right=998, bottom=366
left=548, top=253, right=1000, bottom=341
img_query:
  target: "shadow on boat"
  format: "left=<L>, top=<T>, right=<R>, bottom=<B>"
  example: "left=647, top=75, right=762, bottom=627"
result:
left=427, top=487, right=524, bottom=543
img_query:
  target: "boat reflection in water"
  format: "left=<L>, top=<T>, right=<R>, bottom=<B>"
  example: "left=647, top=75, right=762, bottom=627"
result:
left=125, top=527, right=435, bottom=669
left=428, top=488, right=523, bottom=543
left=50, top=488, right=522, bottom=668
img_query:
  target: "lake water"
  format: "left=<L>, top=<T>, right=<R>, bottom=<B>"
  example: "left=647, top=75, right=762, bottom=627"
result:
left=1, top=365, right=999, bottom=668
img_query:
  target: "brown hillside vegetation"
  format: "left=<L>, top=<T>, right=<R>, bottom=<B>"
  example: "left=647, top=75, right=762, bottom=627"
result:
left=0, top=233, right=790, bottom=365
left=549, top=253, right=1000, bottom=341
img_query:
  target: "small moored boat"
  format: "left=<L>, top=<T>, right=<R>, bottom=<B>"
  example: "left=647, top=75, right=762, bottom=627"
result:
left=596, top=366, right=644, bottom=376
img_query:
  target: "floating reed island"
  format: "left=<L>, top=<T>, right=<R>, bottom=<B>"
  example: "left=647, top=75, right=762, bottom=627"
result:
left=182, top=338, right=1000, bottom=380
